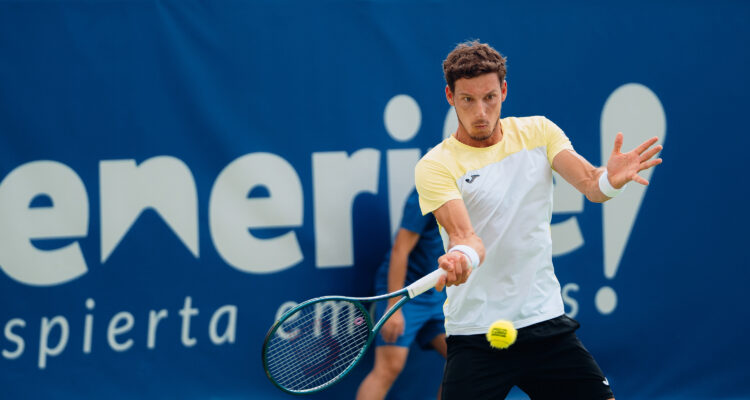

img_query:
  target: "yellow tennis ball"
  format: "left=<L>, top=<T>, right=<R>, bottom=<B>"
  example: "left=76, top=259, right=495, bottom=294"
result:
left=486, top=320, right=517, bottom=349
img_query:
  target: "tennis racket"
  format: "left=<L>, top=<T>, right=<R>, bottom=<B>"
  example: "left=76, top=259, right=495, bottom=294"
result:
left=261, top=267, right=447, bottom=395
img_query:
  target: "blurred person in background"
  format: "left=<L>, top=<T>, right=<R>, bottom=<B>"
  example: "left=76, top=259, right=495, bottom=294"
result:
left=356, top=188, right=448, bottom=400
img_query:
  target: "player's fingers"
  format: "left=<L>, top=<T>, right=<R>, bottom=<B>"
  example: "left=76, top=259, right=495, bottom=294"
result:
left=438, top=256, right=454, bottom=276
left=631, top=173, right=649, bottom=185
left=456, top=254, right=471, bottom=283
left=639, top=158, right=662, bottom=171
left=446, top=265, right=458, bottom=285
left=450, top=256, right=466, bottom=286
left=443, top=256, right=461, bottom=285
left=435, top=275, right=446, bottom=292
left=611, top=132, right=624, bottom=155
left=462, top=263, right=473, bottom=283
left=639, top=144, right=662, bottom=161
left=634, top=136, right=659, bottom=155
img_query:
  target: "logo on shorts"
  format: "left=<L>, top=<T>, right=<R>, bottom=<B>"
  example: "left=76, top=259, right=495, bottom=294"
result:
left=465, top=174, right=480, bottom=183
left=603, top=378, right=610, bottom=386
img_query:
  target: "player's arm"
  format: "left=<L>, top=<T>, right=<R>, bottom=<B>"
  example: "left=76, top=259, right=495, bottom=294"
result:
left=380, top=228, right=420, bottom=343
left=432, top=199, right=485, bottom=291
left=553, top=132, right=663, bottom=203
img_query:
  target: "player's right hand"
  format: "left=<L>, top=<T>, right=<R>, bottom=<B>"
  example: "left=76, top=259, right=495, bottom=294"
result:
left=436, top=251, right=472, bottom=291
left=380, top=309, right=405, bottom=343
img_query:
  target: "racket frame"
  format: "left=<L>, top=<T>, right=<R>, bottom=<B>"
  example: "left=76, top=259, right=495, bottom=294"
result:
left=261, top=268, right=446, bottom=394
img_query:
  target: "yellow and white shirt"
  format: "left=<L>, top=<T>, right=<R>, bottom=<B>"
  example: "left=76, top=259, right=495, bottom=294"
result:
left=415, top=116, right=573, bottom=336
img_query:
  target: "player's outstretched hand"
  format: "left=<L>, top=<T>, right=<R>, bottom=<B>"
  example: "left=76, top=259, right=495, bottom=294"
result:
left=436, top=251, right=472, bottom=291
left=606, top=132, right=663, bottom=188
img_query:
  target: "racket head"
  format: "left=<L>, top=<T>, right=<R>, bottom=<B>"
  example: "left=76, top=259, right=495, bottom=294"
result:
left=262, top=296, right=374, bottom=394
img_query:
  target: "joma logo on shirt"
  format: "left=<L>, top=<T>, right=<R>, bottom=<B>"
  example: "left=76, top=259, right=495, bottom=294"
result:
left=465, top=174, right=480, bottom=183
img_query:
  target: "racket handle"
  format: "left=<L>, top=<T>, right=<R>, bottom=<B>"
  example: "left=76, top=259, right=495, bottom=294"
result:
left=406, top=268, right=447, bottom=299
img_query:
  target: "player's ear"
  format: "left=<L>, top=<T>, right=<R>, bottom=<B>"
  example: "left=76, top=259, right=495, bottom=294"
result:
left=501, top=80, right=508, bottom=102
left=445, top=85, right=454, bottom=106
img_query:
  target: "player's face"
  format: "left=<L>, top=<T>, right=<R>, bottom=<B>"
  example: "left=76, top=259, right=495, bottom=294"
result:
left=447, top=73, right=507, bottom=144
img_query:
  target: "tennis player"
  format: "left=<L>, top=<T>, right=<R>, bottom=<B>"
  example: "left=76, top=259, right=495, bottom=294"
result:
left=356, top=188, right=447, bottom=400
left=415, top=40, right=663, bottom=399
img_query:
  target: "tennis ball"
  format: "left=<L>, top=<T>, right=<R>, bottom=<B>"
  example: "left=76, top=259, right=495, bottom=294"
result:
left=486, top=320, right=517, bottom=349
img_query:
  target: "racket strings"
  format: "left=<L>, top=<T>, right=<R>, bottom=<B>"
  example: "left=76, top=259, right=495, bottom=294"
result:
left=264, top=299, right=371, bottom=392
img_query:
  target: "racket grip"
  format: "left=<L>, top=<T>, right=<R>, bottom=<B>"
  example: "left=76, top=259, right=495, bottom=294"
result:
left=406, top=268, right=447, bottom=299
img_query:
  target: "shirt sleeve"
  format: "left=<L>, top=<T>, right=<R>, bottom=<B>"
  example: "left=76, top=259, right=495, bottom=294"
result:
left=542, top=117, right=574, bottom=165
left=414, top=157, right=463, bottom=215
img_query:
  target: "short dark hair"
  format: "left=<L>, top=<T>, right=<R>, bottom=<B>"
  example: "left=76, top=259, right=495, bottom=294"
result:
left=443, top=40, right=507, bottom=92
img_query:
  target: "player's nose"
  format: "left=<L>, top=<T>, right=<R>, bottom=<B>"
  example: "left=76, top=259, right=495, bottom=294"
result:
left=476, top=102, right=488, bottom=118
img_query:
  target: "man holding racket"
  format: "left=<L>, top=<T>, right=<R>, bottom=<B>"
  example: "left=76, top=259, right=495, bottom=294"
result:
left=415, top=40, right=663, bottom=399
left=356, top=188, right=447, bottom=400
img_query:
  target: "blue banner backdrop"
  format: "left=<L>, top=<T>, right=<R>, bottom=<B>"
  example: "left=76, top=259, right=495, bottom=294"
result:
left=1, top=1, right=748, bottom=399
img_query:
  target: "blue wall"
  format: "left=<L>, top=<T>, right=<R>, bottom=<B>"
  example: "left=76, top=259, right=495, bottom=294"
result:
left=1, top=1, right=748, bottom=399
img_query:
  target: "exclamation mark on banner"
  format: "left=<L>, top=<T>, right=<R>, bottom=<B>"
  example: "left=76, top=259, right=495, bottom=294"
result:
left=597, top=84, right=666, bottom=314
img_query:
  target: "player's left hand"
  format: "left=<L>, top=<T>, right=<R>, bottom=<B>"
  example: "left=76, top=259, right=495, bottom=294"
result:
left=606, top=132, right=663, bottom=188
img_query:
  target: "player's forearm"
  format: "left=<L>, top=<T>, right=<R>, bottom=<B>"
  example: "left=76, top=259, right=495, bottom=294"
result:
left=561, top=161, right=611, bottom=203
left=553, top=150, right=612, bottom=203
left=432, top=199, right=486, bottom=266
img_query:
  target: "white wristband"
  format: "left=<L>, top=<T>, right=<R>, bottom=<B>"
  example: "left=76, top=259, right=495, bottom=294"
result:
left=448, top=245, right=480, bottom=269
left=598, top=169, right=625, bottom=198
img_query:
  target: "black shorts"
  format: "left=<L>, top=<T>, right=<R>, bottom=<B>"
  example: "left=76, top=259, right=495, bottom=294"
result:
left=441, top=316, right=614, bottom=400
